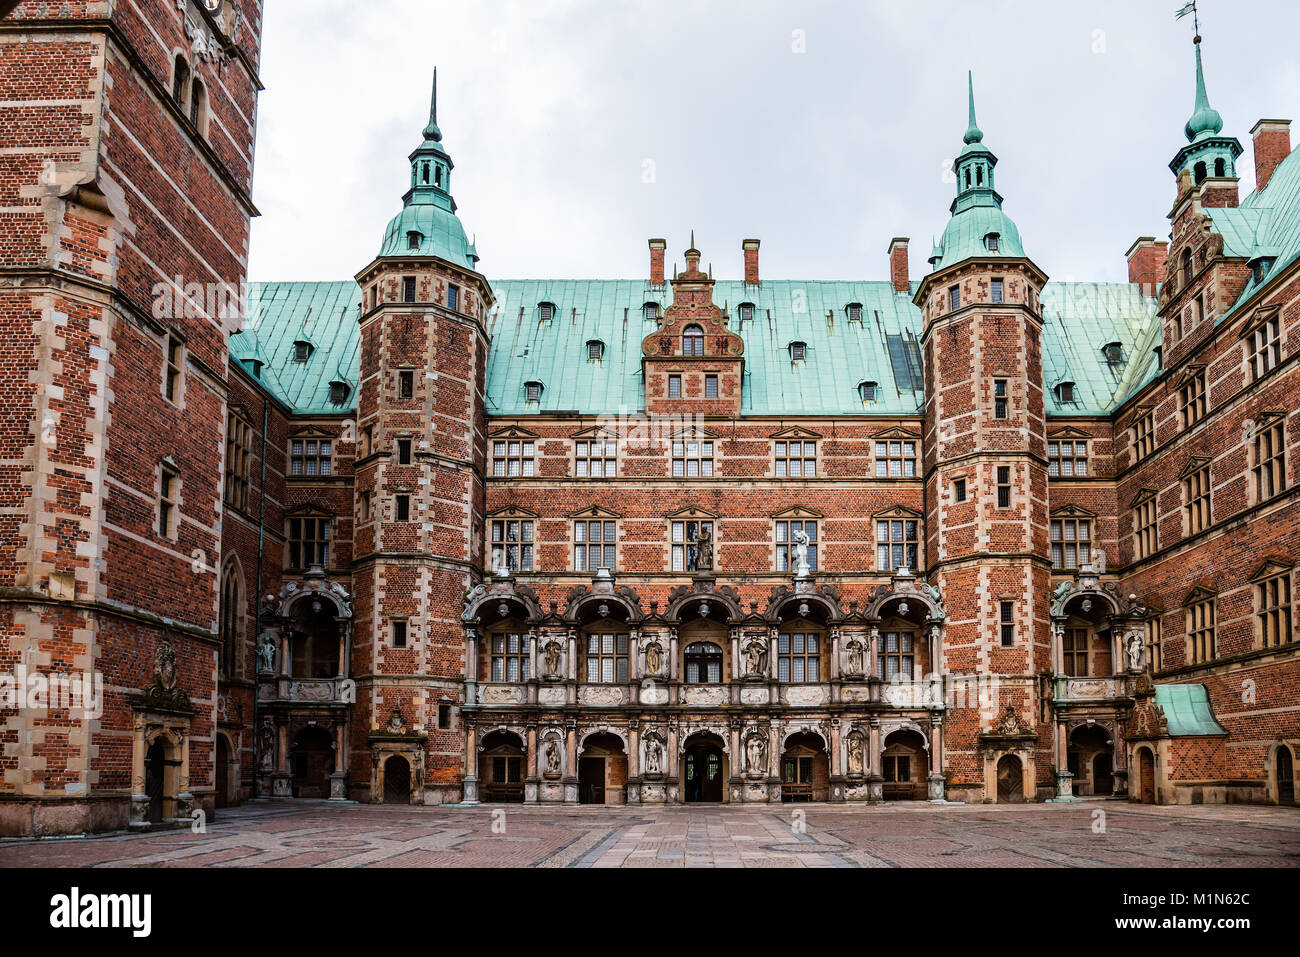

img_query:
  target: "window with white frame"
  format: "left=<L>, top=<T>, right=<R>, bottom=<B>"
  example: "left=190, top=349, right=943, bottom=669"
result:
left=672, top=438, right=713, bottom=477
left=1257, top=571, right=1293, bottom=649
left=777, top=630, right=821, bottom=683
left=877, top=518, right=919, bottom=571
left=575, top=519, right=617, bottom=572
left=492, top=438, right=535, bottom=477
left=775, top=519, right=818, bottom=572
left=1050, top=517, right=1091, bottom=570
left=775, top=439, right=816, bottom=477
left=490, top=630, right=530, bottom=682
left=1180, top=371, right=1207, bottom=429
left=1250, top=313, right=1282, bottom=381
left=585, top=631, right=629, bottom=683
left=1133, top=409, right=1155, bottom=460
left=287, top=515, right=330, bottom=569
left=575, top=437, right=616, bottom=478
left=491, top=518, right=534, bottom=572
left=1047, top=439, right=1088, bottom=477
left=671, top=519, right=713, bottom=572
left=1184, top=463, right=1212, bottom=535
left=1253, top=418, right=1287, bottom=501
left=1186, top=596, right=1216, bottom=664
left=875, top=439, right=917, bottom=478
left=290, top=436, right=332, bottom=477
left=1134, top=496, right=1157, bottom=560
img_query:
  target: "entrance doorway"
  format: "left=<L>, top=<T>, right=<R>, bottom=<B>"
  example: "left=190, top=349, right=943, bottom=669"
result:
left=291, top=726, right=334, bottom=798
left=882, top=729, right=927, bottom=800
left=215, top=734, right=231, bottom=809
left=781, top=732, right=829, bottom=802
left=579, top=758, right=605, bottom=804
left=1277, top=746, right=1295, bottom=806
left=996, top=755, right=1024, bottom=803
left=579, top=732, right=627, bottom=805
left=1137, top=748, right=1156, bottom=804
left=1093, top=754, right=1114, bottom=797
left=683, top=737, right=725, bottom=803
left=144, top=740, right=167, bottom=823
left=481, top=730, right=526, bottom=803
left=383, top=755, right=411, bottom=805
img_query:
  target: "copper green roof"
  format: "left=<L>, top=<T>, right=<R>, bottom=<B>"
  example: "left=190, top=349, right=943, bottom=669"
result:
left=1155, top=683, right=1228, bottom=736
left=240, top=279, right=1158, bottom=418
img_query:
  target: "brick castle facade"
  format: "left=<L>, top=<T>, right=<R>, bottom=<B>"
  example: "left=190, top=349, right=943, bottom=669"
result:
left=3, top=7, right=1299, bottom=834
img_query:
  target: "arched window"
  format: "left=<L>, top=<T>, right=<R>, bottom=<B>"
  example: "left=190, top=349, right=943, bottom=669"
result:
left=1214, top=157, right=1226, bottom=178
left=682, top=324, right=705, bottom=357
left=1193, top=161, right=1208, bottom=184
left=684, top=642, right=723, bottom=684
left=172, top=55, right=190, bottom=107
left=190, top=78, right=205, bottom=129
left=218, top=557, right=245, bottom=678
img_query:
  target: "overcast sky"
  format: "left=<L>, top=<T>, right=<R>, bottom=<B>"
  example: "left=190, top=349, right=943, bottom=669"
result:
left=246, top=0, right=1300, bottom=286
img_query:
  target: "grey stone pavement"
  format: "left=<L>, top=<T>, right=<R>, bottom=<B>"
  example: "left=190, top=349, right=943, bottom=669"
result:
left=1, top=799, right=1298, bottom=868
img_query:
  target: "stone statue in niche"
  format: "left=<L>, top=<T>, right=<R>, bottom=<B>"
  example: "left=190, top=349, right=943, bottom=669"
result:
left=792, top=528, right=811, bottom=577
left=746, top=735, right=766, bottom=775
left=257, top=634, right=277, bottom=673
left=544, top=641, right=561, bottom=678
left=847, top=734, right=865, bottom=776
left=744, top=640, right=768, bottom=678
left=1126, top=631, right=1145, bottom=671
left=644, top=641, right=662, bottom=677
left=545, top=740, right=561, bottom=776
left=695, top=526, right=713, bottom=572
left=645, top=737, right=662, bottom=776
left=259, top=718, right=275, bottom=771
left=845, top=639, right=865, bottom=676
left=388, top=708, right=407, bottom=734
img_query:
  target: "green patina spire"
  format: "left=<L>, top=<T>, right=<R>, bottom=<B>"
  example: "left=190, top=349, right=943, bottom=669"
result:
left=964, top=70, right=983, bottom=145
left=1184, top=40, right=1223, bottom=142
left=423, top=67, right=442, bottom=143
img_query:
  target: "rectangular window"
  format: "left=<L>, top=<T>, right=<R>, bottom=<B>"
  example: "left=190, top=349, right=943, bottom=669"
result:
left=490, top=631, right=530, bottom=682
left=585, top=632, right=629, bottom=684
left=949, top=286, right=961, bottom=311
left=671, top=520, right=713, bottom=572
left=1050, top=518, right=1091, bottom=570
left=1184, top=464, right=1212, bottom=535
left=1000, top=601, right=1015, bottom=647
left=991, top=278, right=1003, bottom=304
left=1180, top=372, right=1207, bottom=429
left=1257, top=572, right=1293, bottom=649
left=1254, top=420, right=1286, bottom=501
left=398, top=370, right=414, bottom=400
left=705, top=374, right=719, bottom=398
left=290, top=437, right=333, bottom=477
left=574, top=519, right=617, bottom=573
left=360, top=491, right=372, bottom=521
left=874, top=440, right=917, bottom=478
left=876, top=518, right=919, bottom=572
left=491, top=519, right=534, bottom=573
left=438, top=704, right=452, bottom=729
left=1133, top=410, right=1155, bottom=461
left=287, top=516, right=330, bottom=569
left=448, top=284, right=460, bottom=312
left=1186, top=598, right=1216, bottom=664
left=397, top=438, right=412, bottom=465
left=1250, top=315, right=1282, bottom=381
left=775, top=519, right=818, bottom=572
left=994, top=379, right=1008, bottom=420
left=158, top=466, right=179, bottom=538
left=672, top=439, right=713, bottom=478
left=668, top=375, right=682, bottom=399
left=777, top=632, right=821, bottom=683
left=996, top=466, right=1012, bottom=509
left=954, top=478, right=967, bottom=502
left=225, top=416, right=253, bottom=511
left=492, top=439, right=536, bottom=478
left=1145, top=618, right=1162, bottom=673
left=395, top=495, right=410, bottom=522
left=877, top=631, right=914, bottom=681
left=575, top=438, right=616, bottom=478
left=402, top=276, right=417, bottom=302
left=1047, top=440, right=1088, bottom=477
left=775, top=440, right=817, bottom=478
left=391, top=620, right=408, bottom=649
left=362, top=426, right=374, bottom=457
left=164, top=335, right=184, bottom=404
left=1063, top=627, right=1088, bottom=675
left=1134, top=497, right=1157, bottom=560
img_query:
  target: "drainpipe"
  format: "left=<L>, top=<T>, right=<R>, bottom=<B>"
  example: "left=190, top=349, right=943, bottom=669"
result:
left=251, top=398, right=269, bottom=795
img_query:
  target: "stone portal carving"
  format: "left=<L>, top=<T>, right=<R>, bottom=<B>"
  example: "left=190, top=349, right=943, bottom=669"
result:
left=141, top=637, right=192, bottom=713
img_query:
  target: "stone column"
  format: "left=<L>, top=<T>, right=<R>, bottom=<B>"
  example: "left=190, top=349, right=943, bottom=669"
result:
left=527, top=631, right=537, bottom=683
left=829, top=720, right=843, bottom=801
left=667, top=723, right=679, bottom=779
left=463, top=721, right=480, bottom=804
left=927, top=714, right=945, bottom=801
left=730, top=629, right=740, bottom=681
left=525, top=724, right=539, bottom=804
left=567, top=629, right=578, bottom=706
left=768, top=723, right=780, bottom=802
left=176, top=729, right=193, bottom=819
left=465, top=630, right=479, bottom=705
left=1111, top=719, right=1128, bottom=797
left=668, top=628, right=679, bottom=681
left=627, top=723, right=640, bottom=806
left=829, top=627, right=841, bottom=681
left=868, top=718, right=884, bottom=802
left=1054, top=717, right=1074, bottom=799
left=564, top=723, right=579, bottom=804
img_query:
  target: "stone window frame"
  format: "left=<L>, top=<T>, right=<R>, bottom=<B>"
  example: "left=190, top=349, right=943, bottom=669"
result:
left=573, top=514, right=618, bottom=574
left=394, top=493, right=411, bottom=523
left=875, top=510, right=920, bottom=572
left=285, top=512, right=331, bottom=571
left=289, top=431, right=333, bottom=477
left=874, top=437, right=918, bottom=478
left=1145, top=616, right=1163, bottom=673
left=1132, top=407, right=1156, bottom=461
left=671, top=435, right=714, bottom=478
left=1184, top=591, right=1217, bottom=665
left=489, top=510, right=536, bottom=573
left=999, top=600, right=1016, bottom=648
left=397, top=369, right=415, bottom=400
left=1247, top=309, right=1284, bottom=382
left=162, top=331, right=186, bottom=407
left=447, top=283, right=460, bottom=313
left=488, top=627, right=530, bottom=682
left=1050, top=514, right=1092, bottom=570
left=1132, top=490, right=1158, bottom=561
left=1182, top=458, right=1213, bottom=537
left=1251, top=414, right=1287, bottom=504
left=224, top=410, right=255, bottom=512
left=390, top=618, right=409, bottom=650
left=218, top=555, right=245, bottom=679
left=1047, top=437, right=1088, bottom=477
left=1179, top=367, right=1208, bottom=430
left=682, top=324, right=705, bottom=357
left=583, top=626, right=630, bottom=684
left=491, top=435, right=536, bottom=478
left=775, top=515, right=819, bottom=573
left=667, top=374, right=682, bottom=399
left=993, top=378, right=1008, bottom=420
left=574, top=432, right=617, bottom=479
left=777, top=625, right=823, bottom=684
left=1062, top=623, right=1089, bottom=674
left=995, top=465, right=1013, bottom=510
left=669, top=509, right=716, bottom=573
left=774, top=437, right=817, bottom=478
left=704, top=373, right=719, bottom=398
left=157, top=460, right=181, bottom=541
left=401, top=276, right=417, bottom=303
left=1253, top=564, right=1294, bottom=650
left=878, top=627, right=916, bottom=681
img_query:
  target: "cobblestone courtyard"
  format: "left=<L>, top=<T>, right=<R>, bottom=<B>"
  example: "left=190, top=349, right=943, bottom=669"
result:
left=1, top=800, right=1298, bottom=868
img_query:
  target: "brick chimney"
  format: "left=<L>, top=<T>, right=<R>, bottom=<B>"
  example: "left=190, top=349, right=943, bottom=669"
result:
left=742, top=239, right=760, bottom=286
left=649, top=238, right=666, bottom=285
left=1251, top=119, right=1292, bottom=193
left=888, top=238, right=910, bottom=293
left=1125, top=237, right=1168, bottom=295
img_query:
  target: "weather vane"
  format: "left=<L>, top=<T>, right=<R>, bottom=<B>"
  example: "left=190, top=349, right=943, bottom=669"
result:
left=1176, top=0, right=1201, bottom=41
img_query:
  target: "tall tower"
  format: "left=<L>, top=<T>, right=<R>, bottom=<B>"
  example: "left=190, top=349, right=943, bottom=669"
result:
left=916, top=75, right=1053, bottom=803
left=352, top=74, right=493, bottom=804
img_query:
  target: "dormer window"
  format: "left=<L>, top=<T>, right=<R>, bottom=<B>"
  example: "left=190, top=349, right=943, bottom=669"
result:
left=244, top=358, right=263, bottom=378
left=407, top=231, right=422, bottom=250
left=1252, top=258, right=1274, bottom=285
left=1055, top=381, right=1076, bottom=404
left=984, top=233, right=1000, bottom=252
left=683, top=324, right=705, bottom=357
left=538, top=302, right=555, bottom=323
left=586, top=340, right=605, bottom=361
left=643, top=302, right=660, bottom=321
left=329, top=381, right=350, bottom=406
left=1102, top=342, right=1124, bottom=365
left=789, top=341, right=807, bottom=362
left=525, top=381, right=543, bottom=403
left=847, top=303, right=863, bottom=322
left=293, top=340, right=313, bottom=363
left=859, top=381, right=878, bottom=403
left=738, top=303, right=755, bottom=323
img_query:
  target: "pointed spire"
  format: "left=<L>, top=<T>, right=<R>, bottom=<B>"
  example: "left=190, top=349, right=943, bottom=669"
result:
left=423, top=68, right=443, bottom=143
left=1184, top=40, right=1223, bottom=142
left=963, top=71, right=983, bottom=145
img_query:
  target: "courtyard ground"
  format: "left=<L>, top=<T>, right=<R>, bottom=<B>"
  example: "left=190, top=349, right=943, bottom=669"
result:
left=1, top=799, right=1298, bottom=868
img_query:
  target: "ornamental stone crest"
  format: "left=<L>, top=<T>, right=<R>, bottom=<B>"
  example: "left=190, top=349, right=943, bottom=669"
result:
left=141, top=637, right=192, bottom=713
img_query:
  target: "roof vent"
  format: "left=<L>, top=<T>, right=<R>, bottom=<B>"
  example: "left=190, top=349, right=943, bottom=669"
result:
left=525, top=381, right=544, bottom=403
left=538, top=302, right=555, bottom=323
left=846, top=303, right=864, bottom=322
left=329, top=381, right=351, bottom=405
left=293, top=340, right=314, bottom=363
left=586, top=340, right=605, bottom=361
left=789, top=341, right=807, bottom=362
left=1102, top=341, right=1124, bottom=365
left=858, top=381, right=879, bottom=403
left=1055, top=381, right=1077, bottom=404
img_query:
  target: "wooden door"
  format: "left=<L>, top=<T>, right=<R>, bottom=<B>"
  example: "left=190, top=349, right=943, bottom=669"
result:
left=579, top=757, right=605, bottom=804
left=1093, top=754, right=1113, bottom=797
left=1138, top=749, right=1156, bottom=804
left=1278, top=747, right=1295, bottom=806
left=383, top=756, right=411, bottom=805
left=996, top=755, right=1024, bottom=803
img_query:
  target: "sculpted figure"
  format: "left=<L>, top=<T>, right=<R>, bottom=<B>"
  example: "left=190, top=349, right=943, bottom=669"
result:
left=544, top=641, right=561, bottom=677
left=645, top=641, right=662, bottom=676
left=1126, top=632, right=1145, bottom=671
left=848, top=734, right=864, bottom=775
left=744, top=640, right=768, bottom=677
left=645, top=738, right=661, bottom=776
left=546, top=740, right=560, bottom=774
left=257, top=635, right=277, bottom=673
left=695, top=526, right=713, bottom=571
left=846, top=639, right=864, bottom=675
left=746, top=735, right=766, bottom=774
left=792, top=529, right=811, bottom=576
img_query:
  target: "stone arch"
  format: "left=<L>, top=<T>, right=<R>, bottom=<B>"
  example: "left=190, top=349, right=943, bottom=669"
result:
left=565, top=589, right=641, bottom=626
left=680, top=727, right=730, bottom=755
left=666, top=586, right=743, bottom=624
left=462, top=579, right=543, bottom=626
left=862, top=575, right=945, bottom=624
left=579, top=726, right=630, bottom=754
left=1268, top=741, right=1296, bottom=806
left=765, top=586, right=842, bottom=625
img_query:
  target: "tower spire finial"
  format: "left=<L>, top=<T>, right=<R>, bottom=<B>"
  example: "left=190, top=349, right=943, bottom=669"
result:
left=1184, top=40, right=1223, bottom=141
left=423, top=68, right=442, bottom=142
left=964, top=70, right=983, bottom=145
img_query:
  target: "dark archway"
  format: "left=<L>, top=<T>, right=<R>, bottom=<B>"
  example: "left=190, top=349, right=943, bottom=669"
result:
left=882, top=729, right=928, bottom=800
left=1069, top=724, right=1114, bottom=797
left=144, top=740, right=167, bottom=823
left=289, top=599, right=340, bottom=678
left=579, top=732, right=627, bottom=805
left=781, top=731, right=829, bottom=802
left=291, top=726, right=334, bottom=798
left=683, top=733, right=726, bottom=803
left=383, top=756, right=411, bottom=805
left=215, top=734, right=231, bottom=809
left=996, top=754, right=1024, bottom=804
left=1277, top=746, right=1295, bottom=806
left=481, top=730, right=526, bottom=803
